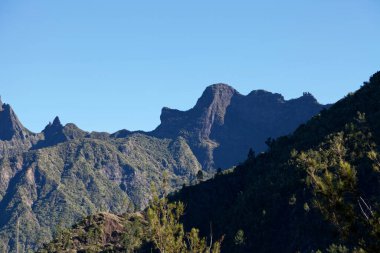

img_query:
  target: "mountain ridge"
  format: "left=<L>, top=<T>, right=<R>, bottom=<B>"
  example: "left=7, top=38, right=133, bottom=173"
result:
left=38, top=71, right=380, bottom=253
left=0, top=83, right=328, bottom=252
left=151, top=83, right=328, bottom=169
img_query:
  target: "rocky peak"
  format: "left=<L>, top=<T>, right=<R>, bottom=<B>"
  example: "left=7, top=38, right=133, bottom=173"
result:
left=290, top=92, right=319, bottom=104
left=194, top=84, right=237, bottom=135
left=247, top=90, right=285, bottom=103
left=156, top=84, right=238, bottom=137
left=206, top=83, right=236, bottom=94
left=35, top=118, right=86, bottom=149
left=43, top=116, right=63, bottom=135
left=38, top=116, right=66, bottom=147
left=0, top=101, right=27, bottom=141
left=194, top=83, right=237, bottom=110
left=52, top=116, right=62, bottom=127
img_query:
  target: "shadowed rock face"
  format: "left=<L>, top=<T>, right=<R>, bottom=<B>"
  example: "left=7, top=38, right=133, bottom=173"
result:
left=152, top=84, right=329, bottom=170
left=154, top=84, right=236, bottom=139
left=0, top=102, right=27, bottom=141
left=41, top=116, right=66, bottom=143
left=0, top=102, right=42, bottom=159
left=34, top=116, right=87, bottom=148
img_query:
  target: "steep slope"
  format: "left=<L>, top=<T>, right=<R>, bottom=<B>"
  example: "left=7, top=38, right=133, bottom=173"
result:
left=34, top=116, right=87, bottom=148
left=0, top=134, right=200, bottom=252
left=169, top=71, right=380, bottom=252
left=152, top=84, right=328, bottom=170
left=0, top=99, right=41, bottom=158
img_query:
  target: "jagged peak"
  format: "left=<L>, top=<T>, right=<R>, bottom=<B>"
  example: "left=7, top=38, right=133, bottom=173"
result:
left=0, top=100, right=28, bottom=141
left=52, top=116, right=62, bottom=126
left=43, top=116, right=63, bottom=133
left=302, top=91, right=315, bottom=97
left=296, top=92, right=318, bottom=103
left=247, top=89, right=285, bottom=101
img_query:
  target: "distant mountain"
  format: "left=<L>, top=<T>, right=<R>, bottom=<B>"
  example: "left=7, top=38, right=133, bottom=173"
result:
left=0, top=84, right=327, bottom=252
left=40, top=72, right=380, bottom=252
left=0, top=99, right=41, bottom=156
left=151, top=84, right=328, bottom=170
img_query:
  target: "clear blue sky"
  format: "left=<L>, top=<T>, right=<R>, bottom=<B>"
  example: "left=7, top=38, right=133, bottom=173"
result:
left=0, top=0, right=379, bottom=133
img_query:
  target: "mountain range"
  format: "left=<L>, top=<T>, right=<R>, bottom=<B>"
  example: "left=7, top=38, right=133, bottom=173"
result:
left=0, top=84, right=328, bottom=252
left=39, top=72, right=380, bottom=252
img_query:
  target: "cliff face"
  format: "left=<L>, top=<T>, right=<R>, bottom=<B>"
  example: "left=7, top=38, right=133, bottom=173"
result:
left=152, top=84, right=328, bottom=170
left=154, top=84, right=237, bottom=139
left=0, top=101, right=41, bottom=158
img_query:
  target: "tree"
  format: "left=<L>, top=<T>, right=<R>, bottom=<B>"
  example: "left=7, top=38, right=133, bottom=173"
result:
left=121, top=215, right=145, bottom=253
left=234, top=229, right=245, bottom=246
left=147, top=193, right=185, bottom=253
left=247, top=148, right=255, bottom=161
left=294, top=115, right=380, bottom=252
left=147, top=186, right=223, bottom=253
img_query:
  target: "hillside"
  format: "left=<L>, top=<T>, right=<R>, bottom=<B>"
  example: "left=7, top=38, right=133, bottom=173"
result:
left=39, top=71, right=380, bottom=253
left=0, top=85, right=326, bottom=252
left=0, top=135, right=200, bottom=252
left=171, top=71, right=380, bottom=252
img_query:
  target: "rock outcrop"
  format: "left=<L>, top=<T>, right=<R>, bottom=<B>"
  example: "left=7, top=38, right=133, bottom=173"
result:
left=152, top=84, right=328, bottom=170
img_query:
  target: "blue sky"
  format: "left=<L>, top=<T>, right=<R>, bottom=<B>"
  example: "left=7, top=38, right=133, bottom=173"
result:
left=0, top=0, right=379, bottom=133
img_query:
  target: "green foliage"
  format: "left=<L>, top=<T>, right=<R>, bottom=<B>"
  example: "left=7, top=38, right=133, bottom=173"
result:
left=327, top=244, right=349, bottom=253
left=147, top=186, right=223, bottom=253
left=304, top=202, right=310, bottom=212
left=295, top=132, right=358, bottom=237
left=147, top=196, right=186, bottom=252
left=121, top=215, right=145, bottom=253
left=294, top=114, right=380, bottom=252
left=0, top=134, right=202, bottom=252
left=234, top=229, right=245, bottom=246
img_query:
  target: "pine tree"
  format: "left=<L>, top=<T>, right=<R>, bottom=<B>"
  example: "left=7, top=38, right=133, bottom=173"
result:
left=147, top=185, right=223, bottom=253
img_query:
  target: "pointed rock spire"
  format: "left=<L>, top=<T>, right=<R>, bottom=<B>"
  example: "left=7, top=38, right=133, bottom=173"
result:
left=0, top=101, right=28, bottom=141
left=52, top=116, right=62, bottom=127
left=43, top=116, right=63, bottom=134
left=299, top=92, right=318, bottom=103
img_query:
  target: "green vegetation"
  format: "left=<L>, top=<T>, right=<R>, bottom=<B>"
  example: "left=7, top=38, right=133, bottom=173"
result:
left=38, top=184, right=223, bottom=253
left=147, top=184, right=223, bottom=253
left=169, top=72, right=380, bottom=252
left=293, top=112, right=380, bottom=252
left=0, top=135, right=201, bottom=252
